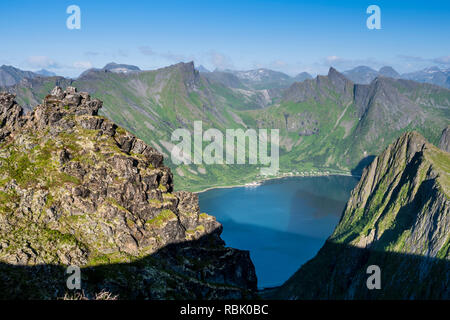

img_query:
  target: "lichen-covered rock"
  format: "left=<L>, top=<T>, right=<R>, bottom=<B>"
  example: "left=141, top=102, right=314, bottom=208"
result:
left=271, top=131, right=449, bottom=300
left=0, top=87, right=257, bottom=299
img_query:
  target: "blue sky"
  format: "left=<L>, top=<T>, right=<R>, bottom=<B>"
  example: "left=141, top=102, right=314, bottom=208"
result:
left=1, top=0, right=449, bottom=77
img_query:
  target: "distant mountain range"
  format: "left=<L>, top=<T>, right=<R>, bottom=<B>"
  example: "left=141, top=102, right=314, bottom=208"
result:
left=2, top=62, right=449, bottom=191
left=402, top=66, right=450, bottom=89
left=2, top=62, right=450, bottom=90
left=35, top=69, right=57, bottom=77
left=0, top=65, right=60, bottom=87
left=343, top=65, right=450, bottom=88
left=343, top=66, right=399, bottom=84
left=206, top=68, right=313, bottom=90
left=0, top=65, right=40, bottom=87
left=0, top=63, right=142, bottom=88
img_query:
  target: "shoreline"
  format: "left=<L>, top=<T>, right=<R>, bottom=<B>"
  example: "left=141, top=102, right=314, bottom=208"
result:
left=194, top=171, right=361, bottom=194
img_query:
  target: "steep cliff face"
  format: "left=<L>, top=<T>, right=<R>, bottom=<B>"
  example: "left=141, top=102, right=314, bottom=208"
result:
left=439, top=125, right=450, bottom=153
left=0, top=87, right=256, bottom=299
left=272, top=132, right=449, bottom=299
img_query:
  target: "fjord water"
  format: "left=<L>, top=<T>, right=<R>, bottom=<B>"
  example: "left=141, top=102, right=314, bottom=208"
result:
left=198, top=175, right=359, bottom=288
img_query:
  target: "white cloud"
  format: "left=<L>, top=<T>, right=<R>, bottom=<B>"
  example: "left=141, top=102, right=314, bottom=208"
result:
left=26, top=56, right=59, bottom=69
left=325, top=55, right=342, bottom=63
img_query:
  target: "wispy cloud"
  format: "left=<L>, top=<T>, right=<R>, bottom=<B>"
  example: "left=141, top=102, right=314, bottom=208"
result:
left=433, top=56, right=450, bottom=65
left=139, top=46, right=194, bottom=63
left=116, top=49, right=129, bottom=58
left=161, top=51, right=192, bottom=62
left=207, top=51, right=234, bottom=70
left=396, top=54, right=450, bottom=71
left=26, top=56, right=60, bottom=69
left=84, top=51, right=100, bottom=57
left=72, top=61, right=92, bottom=69
left=396, top=55, right=427, bottom=63
left=23, top=56, right=94, bottom=77
left=139, top=46, right=155, bottom=56
left=321, top=56, right=387, bottom=71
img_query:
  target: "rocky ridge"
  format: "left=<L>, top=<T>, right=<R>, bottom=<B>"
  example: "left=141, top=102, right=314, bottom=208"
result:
left=0, top=65, right=40, bottom=87
left=271, top=131, right=449, bottom=299
left=0, top=87, right=256, bottom=299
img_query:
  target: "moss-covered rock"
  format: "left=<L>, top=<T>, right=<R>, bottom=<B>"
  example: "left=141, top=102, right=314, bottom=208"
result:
left=0, top=87, right=257, bottom=299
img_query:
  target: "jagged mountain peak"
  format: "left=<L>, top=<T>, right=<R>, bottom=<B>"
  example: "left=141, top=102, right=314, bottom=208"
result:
left=328, top=67, right=353, bottom=86
left=283, top=67, right=353, bottom=103
left=327, top=66, right=341, bottom=76
left=196, top=65, right=210, bottom=73
left=173, top=61, right=196, bottom=72
left=272, top=131, right=449, bottom=299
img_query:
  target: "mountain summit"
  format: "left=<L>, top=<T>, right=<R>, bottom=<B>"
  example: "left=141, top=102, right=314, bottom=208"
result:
left=102, top=62, right=141, bottom=73
left=342, top=65, right=401, bottom=84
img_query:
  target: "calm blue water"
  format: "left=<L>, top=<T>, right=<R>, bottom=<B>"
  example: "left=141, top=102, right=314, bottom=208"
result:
left=198, top=175, right=359, bottom=288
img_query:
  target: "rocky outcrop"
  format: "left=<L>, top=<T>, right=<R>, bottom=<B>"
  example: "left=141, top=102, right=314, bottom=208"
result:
left=439, top=125, right=450, bottom=153
left=0, top=93, right=25, bottom=140
left=271, top=131, right=449, bottom=299
left=0, top=87, right=256, bottom=299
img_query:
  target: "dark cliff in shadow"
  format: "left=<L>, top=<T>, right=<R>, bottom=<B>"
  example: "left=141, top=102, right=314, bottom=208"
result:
left=264, top=241, right=449, bottom=300
left=0, top=230, right=257, bottom=300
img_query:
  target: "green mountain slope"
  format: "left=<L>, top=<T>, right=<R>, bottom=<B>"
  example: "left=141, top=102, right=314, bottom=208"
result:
left=270, top=132, right=449, bottom=299
left=3, top=64, right=450, bottom=192
left=253, top=68, right=450, bottom=174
